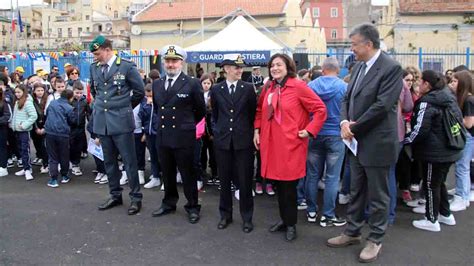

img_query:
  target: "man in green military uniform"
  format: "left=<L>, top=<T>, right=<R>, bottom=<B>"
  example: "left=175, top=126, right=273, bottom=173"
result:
left=89, top=35, right=145, bottom=215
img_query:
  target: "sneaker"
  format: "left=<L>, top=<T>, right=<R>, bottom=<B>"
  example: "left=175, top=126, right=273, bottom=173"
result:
left=320, top=216, right=347, bottom=227
left=234, top=189, right=240, bottom=201
left=297, top=201, right=308, bottom=210
left=318, top=180, right=325, bottom=190
left=160, top=184, right=165, bottom=191
left=47, top=178, right=59, bottom=188
left=25, top=170, right=34, bottom=181
left=438, top=214, right=456, bottom=226
left=406, top=198, right=426, bottom=208
left=206, top=178, right=215, bottom=186
left=61, top=175, right=70, bottom=183
left=40, top=166, right=49, bottom=174
left=338, top=194, right=351, bottom=205
left=447, top=188, right=456, bottom=196
left=307, top=212, right=317, bottom=223
left=71, top=166, right=83, bottom=176
left=197, top=180, right=203, bottom=191
left=470, top=191, right=474, bottom=202
left=144, top=178, right=161, bottom=189
left=231, top=183, right=236, bottom=192
left=402, top=190, right=412, bottom=202
left=176, top=172, right=182, bottom=183
left=450, top=195, right=467, bottom=212
left=412, top=218, right=440, bottom=232
left=15, top=169, right=25, bottom=176
left=410, top=183, right=420, bottom=192
left=138, top=170, right=145, bottom=185
left=31, top=158, right=39, bottom=165
left=17, top=161, right=23, bottom=168
left=265, top=184, right=275, bottom=196
left=255, top=182, right=263, bottom=195
left=81, top=152, right=88, bottom=159
left=119, top=171, right=128, bottom=185
left=465, top=199, right=470, bottom=208
left=412, top=206, right=425, bottom=214
left=94, top=173, right=104, bottom=184
left=0, top=167, right=8, bottom=177
left=99, top=175, right=108, bottom=184
left=7, top=159, right=14, bottom=168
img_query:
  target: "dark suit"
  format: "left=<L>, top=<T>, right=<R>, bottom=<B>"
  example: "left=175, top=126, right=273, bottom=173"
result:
left=340, top=52, right=402, bottom=243
left=90, top=56, right=145, bottom=203
left=210, top=80, right=257, bottom=222
left=153, top=72, right=206, bottom=214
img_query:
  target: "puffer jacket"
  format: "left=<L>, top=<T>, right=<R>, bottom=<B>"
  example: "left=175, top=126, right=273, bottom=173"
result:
left=70, top=95, right=91, bottom=136
left=10, top=95, right=38, bottom=132
left=404, top=87, right=463, bottom=163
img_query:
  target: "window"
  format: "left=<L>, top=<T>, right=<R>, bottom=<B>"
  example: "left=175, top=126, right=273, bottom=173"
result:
left=58, top=28, right=62, bottom=38
left=312, top=7, right=320, bottom=18
left=78, top=27, right=82, bottom=36
left=68, top=27, right=72, bottom=37
left=114, top=11, right=118, bottom=18
left=98, top=24, right=102, bottom=32
left=86, top=27, right=90, bottom=32
left=331, top=29, right=337, bottom=39
left=85, top=15, right=90, bottom=20
left=331, top=7, right=338, bottom=18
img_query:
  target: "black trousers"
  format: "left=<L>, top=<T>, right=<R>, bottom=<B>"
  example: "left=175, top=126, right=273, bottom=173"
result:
left=159, top=145, right=200, bottom=214
left=421, top=162, right=452, bottom=222
left=395, top=146, right=411, bottom=190
left=0, top=127, right=8, bottom=168
left=46, top=135, right=69, bottom=179
left=344, top=153, right=390, bottom=244
left=134, top=133, right=146, bottom=171
left=7, top=128, right=19, bottom=159
left=30, top=129, right=48, bottom=167
left=273, top=179, right=298, bottom=226
left=215, top=147, right=254, bottom=222
left=100, top=133, right=142, bottom=202
left=70, top=132, right=86, bottom=165
left=200, top=135, right=217, bottom=177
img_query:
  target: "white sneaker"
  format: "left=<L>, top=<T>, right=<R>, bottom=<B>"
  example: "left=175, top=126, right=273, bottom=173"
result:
left=307, top=212, right=317, bottom=223
left=138, top=170, right=145, bottom=185
left=99, top=174, right=108, bottom=184
left=71, top=166, right=83, bottom=176
left=40, top=166, right=49, bottom=174
left=144, top=178, right=161, bottom=189
left=0, top=167, right=8, bottom=177
left=15, top=169, right=25, bottom=176
left=118, top=162, right=124, bottom=171
left=160, top=184, right=165, bottom=191
left=412, top=218, right=440, bottom=232
left=450, top=195, right=467, bottom=212
left=25, top=170, right=34, bottom=181
left=438, top=214, right=456, bottom=226
left=410, top=184, right=420, bottom=192
left=119, top=171, right=128, bottom=185
left=197, top=180, right=203, bottom=191
left=412, top=206, right=425, bottom=214
left=318, top=180, right=325, bottom=190
left=447, top=188, right=456, bottom=196
left=338, top=194, right=350, bottom=205
left=176, top=172, right=182, bottom=183
left=465, top=199, right=470, bottom=208
left=406, top=199, right=426, bottom=208
left=94, top=173, right=104, bottom=184
left=234, top=189, right=240, bottom=201
left=470, top=191, right=474, bottom=202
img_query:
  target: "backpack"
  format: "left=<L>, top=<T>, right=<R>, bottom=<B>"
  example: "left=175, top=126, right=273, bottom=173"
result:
left=442, top=106, right=466, bottom=150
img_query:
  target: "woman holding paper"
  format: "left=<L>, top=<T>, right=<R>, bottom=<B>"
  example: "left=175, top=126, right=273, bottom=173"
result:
left=253, top=53, right=327, bottom=242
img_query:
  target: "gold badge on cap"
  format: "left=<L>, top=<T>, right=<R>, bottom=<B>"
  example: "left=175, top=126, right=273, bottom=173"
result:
left=93, top=43, right=100, bottom=50
left=167, top=46, right=177, bottom=56
left=235, top=55, right=244, bottom=65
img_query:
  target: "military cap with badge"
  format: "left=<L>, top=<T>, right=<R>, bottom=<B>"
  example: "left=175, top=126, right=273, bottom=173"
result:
left=220, top=53, right=246, bottom=67
left=160, top=45, right=187, bottom=61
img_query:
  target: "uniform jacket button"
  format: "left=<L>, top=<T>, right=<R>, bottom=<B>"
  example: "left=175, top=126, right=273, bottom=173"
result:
left=230, top=128, right=233, bottom=131
left=104, top=82, right=107, bottom=85
left=161, top=116, right=164, bottom=119
left=161, top=106, right=165, bottom=109
left=104, top=100, right=107, bottom=103
left=104, top=91, right=107, bottom=94
left=172, top=116, right=175, bottom=119
left=104, top=109, right=108, bottom=112
left=162, top=125, right=165, bottom=128
left=172, top=125, right=176, bottom=128
left=172, top=107, right=176, bottom=110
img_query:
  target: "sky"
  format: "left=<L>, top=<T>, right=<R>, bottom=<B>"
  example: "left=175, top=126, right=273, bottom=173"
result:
left=6, top=0, right=44, bottom=8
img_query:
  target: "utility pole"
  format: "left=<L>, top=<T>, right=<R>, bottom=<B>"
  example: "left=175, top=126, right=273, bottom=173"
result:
left=200, top=0, right=204, bottom=41
left=10, top=0, right=14, bottom=70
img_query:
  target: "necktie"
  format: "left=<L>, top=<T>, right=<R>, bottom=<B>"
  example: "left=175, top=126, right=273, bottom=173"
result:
left=101, top=63, right=108, bottom=79
left=349, top=63, right=367, bottom=120
left=229, top=84, right=235, bottom=97
left=166, top=78, right=173, bottom=91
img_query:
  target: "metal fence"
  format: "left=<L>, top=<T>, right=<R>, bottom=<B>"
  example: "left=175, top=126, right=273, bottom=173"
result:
left=0, top=48, right=471, bottom=83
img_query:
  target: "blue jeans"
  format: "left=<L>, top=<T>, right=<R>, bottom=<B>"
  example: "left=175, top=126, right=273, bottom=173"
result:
left=305, top=135, right=345, bottom=217
left=297, top=177, right=306, bottom=204
left=455, top=133, right=473, bottom=200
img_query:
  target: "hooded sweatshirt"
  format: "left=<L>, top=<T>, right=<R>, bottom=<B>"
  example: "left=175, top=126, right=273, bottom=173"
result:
left=308, top=76, right=347, bottom=136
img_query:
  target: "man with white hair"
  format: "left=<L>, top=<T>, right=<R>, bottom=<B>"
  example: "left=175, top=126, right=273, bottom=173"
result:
left=305, top=57, right=348, bottom=227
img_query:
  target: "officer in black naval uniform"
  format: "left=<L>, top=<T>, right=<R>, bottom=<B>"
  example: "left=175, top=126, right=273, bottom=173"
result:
left=151, top=45, right=206, bottom=224
left=211, top=54, right=257, bottom=233
left=89, top=35, right=145, bottom=215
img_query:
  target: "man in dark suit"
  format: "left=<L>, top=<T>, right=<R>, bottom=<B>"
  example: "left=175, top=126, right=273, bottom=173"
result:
left=151, top=45, right=206, bottom=224
left=89, top=35, right=145, bottom=215
left=326, top=24, right=402, bottom=263
left=211, top=54, right=257, bottom=233
left=246, top=66, right=264, bottom=90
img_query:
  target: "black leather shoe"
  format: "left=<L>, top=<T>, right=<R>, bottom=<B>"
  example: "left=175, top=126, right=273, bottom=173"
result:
left=128, top=201, right=142, bottom=215
left=269, top=221, right=286, bottom=232
left=285, top=226, right=297, bottom=242
left=151, top=207, right=176, bottom=217
left=242, top=222, right=254, bottom=233
left=98, top=198, right=123, bottom=211
left=217, top=218, right=233, bottom=229
left=188, top=212, right=200, bottom=224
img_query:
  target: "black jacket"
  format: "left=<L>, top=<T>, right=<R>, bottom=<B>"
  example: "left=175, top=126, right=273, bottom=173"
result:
left=32, top=97, right=47, bottom=129
left=70, top=96, right=91, bottom=136
left=405, top=87, right=463, bottom=163
left=0, top=99, right=11, bottom=128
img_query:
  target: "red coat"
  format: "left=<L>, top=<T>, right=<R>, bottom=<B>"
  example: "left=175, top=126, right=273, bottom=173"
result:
left=255, top=77, right=327, bottom=181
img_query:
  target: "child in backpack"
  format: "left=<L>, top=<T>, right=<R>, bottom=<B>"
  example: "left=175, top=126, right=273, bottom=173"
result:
left=31, top=83, right=49, bottom=174
left=10, top=84, right=38, bottom=180
left=44, top=89, right=77, bottom=188
left=69, top=81, right=91, bottom=176
left=140, top=84, right=162, bottom=189
left=0, top=80, right=12, bottom=176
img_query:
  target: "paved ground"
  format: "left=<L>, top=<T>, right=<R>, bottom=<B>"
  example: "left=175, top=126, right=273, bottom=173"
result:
left=1, top=156, right=473, bottom=265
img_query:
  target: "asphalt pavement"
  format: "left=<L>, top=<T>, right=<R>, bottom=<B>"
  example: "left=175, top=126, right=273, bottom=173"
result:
left=1, top=156, right=473, bottom=265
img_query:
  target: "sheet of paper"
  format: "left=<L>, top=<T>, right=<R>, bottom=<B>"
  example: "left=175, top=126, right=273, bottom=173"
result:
left=343, top=137, right=358, bottom=156
left=87, top=139, right=104, bottom=161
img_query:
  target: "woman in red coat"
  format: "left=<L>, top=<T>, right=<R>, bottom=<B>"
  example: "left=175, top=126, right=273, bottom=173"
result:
left=254, top=54, right=327, bottom=241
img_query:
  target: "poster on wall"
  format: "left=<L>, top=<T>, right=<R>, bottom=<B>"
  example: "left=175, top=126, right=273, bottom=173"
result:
left=33, top=57, right=51, bottom=73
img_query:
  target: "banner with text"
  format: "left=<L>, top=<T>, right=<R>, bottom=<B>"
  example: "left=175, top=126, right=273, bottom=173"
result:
left=187, top=51, right=271, bottom=64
